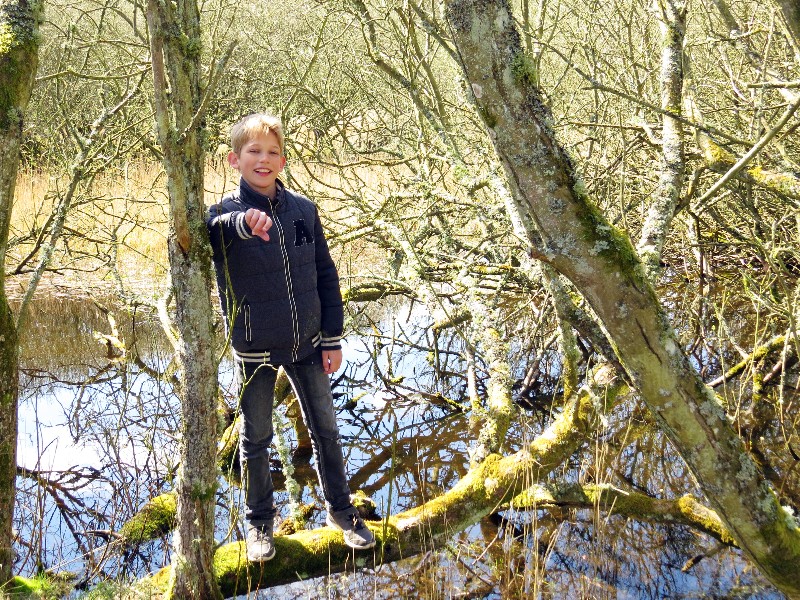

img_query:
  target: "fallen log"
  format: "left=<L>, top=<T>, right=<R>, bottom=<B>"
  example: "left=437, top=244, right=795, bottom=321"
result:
left=138, top=365, right=627, bottom=596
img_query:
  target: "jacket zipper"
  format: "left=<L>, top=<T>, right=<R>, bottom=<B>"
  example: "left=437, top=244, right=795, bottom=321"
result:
left=269, top=199, right=300, bottom=360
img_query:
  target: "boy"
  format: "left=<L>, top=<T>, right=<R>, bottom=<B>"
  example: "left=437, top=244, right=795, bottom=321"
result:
left=206, top=113, right=375, bottom=562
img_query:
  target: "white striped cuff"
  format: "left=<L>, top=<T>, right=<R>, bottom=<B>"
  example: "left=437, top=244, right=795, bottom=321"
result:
left=319, top=334, right=342, bottom=349
left=235, top=213, right=253, bottom=239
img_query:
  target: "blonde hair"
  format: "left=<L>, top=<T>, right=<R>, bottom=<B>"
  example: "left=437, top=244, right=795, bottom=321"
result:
left=229, top=113, right=285, bottom=155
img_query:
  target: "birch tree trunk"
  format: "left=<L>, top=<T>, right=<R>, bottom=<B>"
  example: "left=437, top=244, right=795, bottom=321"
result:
left=146, top=0, right=222, bottom=597
left=443, top=0, right=800, bottom=596
left=636, top=0, right=685, bottom=277
left=0, top=0, right=43, bottom=585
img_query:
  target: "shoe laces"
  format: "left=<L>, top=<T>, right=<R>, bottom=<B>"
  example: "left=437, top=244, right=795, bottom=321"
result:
left=349, top=512, right=363, bottom=529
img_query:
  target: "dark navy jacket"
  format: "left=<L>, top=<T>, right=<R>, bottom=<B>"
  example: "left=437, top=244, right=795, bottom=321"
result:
left=206, top=178, right=343, bottom=364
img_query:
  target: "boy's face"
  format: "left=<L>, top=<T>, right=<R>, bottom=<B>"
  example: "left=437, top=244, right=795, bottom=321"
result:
left=228, top=130, right=286, bottom=196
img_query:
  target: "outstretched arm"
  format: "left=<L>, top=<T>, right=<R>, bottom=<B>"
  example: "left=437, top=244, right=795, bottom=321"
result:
left=207, top=205, right=273, bottom=252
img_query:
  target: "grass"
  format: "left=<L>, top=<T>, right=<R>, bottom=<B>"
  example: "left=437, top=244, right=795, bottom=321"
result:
left=10, top=163, right=174, bottom=297
left=9, top=155, right=390, bottom=296
left=8, top=159, right=242, bottom=299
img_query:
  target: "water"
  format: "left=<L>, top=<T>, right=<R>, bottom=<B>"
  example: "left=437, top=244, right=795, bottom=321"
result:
left=12, top=293, right=784, bottom=598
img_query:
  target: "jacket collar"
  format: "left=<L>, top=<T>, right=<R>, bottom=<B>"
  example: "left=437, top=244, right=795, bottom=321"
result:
left=239, top=177, right=286, bottom=210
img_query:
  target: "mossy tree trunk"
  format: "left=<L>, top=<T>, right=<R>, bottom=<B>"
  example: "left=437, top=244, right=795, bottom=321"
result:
left=146, top=0, right=223, bottom=597
left=512, top=483, right=739, bottom=548
left=0, top=0, right=43, bottom=585
left=443, top=0, right=800, bottom=597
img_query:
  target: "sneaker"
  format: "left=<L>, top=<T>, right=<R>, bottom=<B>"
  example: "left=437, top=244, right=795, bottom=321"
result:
left=326, top=507, right=376, bottom=550
left=246, top=523, right=275, bottom=562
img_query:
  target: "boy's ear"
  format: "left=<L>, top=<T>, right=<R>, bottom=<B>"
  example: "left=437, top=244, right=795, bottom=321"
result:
left=228, top=151, right=240, bottom=170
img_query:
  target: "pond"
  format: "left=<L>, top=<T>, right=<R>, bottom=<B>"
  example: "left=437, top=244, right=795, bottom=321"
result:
left=13, top=291, right=783, bottom=599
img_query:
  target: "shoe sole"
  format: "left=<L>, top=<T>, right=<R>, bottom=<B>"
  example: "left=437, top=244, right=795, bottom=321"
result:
left=326, top=516, right=377, bottom=550
left=247, top=546, right=276, bottom=562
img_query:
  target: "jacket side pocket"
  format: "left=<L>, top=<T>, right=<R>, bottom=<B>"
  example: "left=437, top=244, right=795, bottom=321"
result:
left=244, top=302, right=252, bottom=343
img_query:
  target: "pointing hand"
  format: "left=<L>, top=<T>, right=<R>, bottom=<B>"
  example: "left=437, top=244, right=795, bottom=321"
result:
left=245, top=208, right=273, bottom=242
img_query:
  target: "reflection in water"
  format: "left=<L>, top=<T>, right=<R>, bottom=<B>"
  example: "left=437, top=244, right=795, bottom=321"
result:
left=13, top=293, right=785, bottom=598
left=14, top=294, right=181, bottom=584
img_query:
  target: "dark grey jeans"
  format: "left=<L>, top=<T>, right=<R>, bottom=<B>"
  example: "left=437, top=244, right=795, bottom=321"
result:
left=237, top=351, right=352, bottom=528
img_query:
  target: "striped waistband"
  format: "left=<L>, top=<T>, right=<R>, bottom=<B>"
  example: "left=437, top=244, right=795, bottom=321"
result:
left=233, top=333, right=321, bottom=364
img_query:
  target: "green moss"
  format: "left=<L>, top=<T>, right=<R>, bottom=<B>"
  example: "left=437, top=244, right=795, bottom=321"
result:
left=572, top=186, right=652, bottom=293
left=511, top=52, right=538, bottom=89
left=431, top=308, right=472, bottom=334
left=183, top=35, right=201, bottom=59
left=3, top=574, right=72, bottom=598
left=342, top=282, right=401, bottom=303
left=211, top=524, right=388, bottom=598
left=0, top=1, right=40, bottom=51
left=576, top=195, right=635, bottom=267
left=722, top=335, right=785, bottom=383
left=216, top=418, right=241, bottom=484
left=752, top=369, right=764, bottom=403
left=5, top=576, right=39, bottom=595
left=701, top=138, right=736, bottom=169
left=591, top=485, right=658, bottom=516
left=747, top=165, right=800, bottom=198
left=758, top=513, right=800, bottom=582
left=140, top=565, right=171, bottom=596
left=0, top=0, right=42, bottom=131
left=119, top=491, right=177, bottom=545
left=350, top=490, right=378, bottom=518
left=675, top=495, right=739, bottom=546
left=397, top=453, right=507, bottom=533
left=189, top=480, right=217, bottom=502
left=0, top=23, right=13, bottom=54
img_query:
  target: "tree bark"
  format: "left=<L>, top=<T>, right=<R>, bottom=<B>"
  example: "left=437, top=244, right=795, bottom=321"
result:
left=636, top=0, right=686, bottom=277
left=774, top=0, right=800, bottom=50
left=443, top=0, right=800, bottom=596
left=146, top=0, right=223, bottom=597
left=0, top=0, right=43, bottom=585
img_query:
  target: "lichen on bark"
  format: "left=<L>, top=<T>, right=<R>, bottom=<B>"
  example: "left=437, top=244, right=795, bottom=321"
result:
left=147, top=0, right=222, bottom=595
left=0, top=0, right=42, bottom=587
left=0, top=0, right=42, bottom=131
